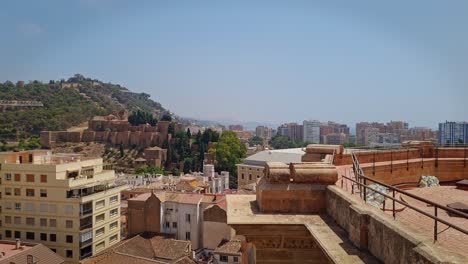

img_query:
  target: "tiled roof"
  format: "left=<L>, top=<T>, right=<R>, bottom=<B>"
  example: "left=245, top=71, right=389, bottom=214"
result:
left=83, top=234, right=193, bottom=264
left=0, top=242, right=64, bottom=264
left=213, top=239, right=242, bottom=256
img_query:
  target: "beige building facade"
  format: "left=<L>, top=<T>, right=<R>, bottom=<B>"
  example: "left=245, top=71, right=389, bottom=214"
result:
left=0, top=150, right=126, bottom=263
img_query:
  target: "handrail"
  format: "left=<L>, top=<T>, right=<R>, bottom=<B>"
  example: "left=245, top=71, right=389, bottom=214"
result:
left=341, top=175, right=468, bottom=240
left=343, top=151, right=468, bottom=242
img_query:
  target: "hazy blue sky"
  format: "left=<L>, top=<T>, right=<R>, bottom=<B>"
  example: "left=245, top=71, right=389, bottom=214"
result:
left=1, top=0, right=467, bottom=128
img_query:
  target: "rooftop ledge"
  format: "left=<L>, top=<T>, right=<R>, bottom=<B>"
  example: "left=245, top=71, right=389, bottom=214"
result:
left=226, top=195, right=378, bottom=264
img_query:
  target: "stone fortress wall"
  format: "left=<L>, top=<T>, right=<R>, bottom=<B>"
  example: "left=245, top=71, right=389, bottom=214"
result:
left=40, top=115, right=184, bottom=148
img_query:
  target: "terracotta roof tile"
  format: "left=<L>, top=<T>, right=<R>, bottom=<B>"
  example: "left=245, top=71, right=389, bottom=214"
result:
left=214, top=239, right=242, bottom=256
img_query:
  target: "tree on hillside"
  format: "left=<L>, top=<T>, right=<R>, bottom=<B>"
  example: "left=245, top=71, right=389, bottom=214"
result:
left=248, top=136, right=263, bottom=146
left=128, top=110, right=157, bottom=126
left=209, top=131, right=246, bottom=188
left=269, top=134, right=307, bottom=149
left=161, top=113, right=172, bottom=122
left=135, top=165, right=165, bottom=176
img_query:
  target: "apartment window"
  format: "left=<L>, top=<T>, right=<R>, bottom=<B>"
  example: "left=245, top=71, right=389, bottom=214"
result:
left=40, top=233, right=47, bottom=241
left=14, top=203, right=21, bottom=210
left=5, top=188, right=11, bottom=195
left=50, top=234, right=56, bottom=242
left=66, top=250, right=73, bottom=258
left=26, top=232, right=35, bottom=240
left=109, top=195, right=118, bottom=204
left=172, top=222, right=177, bottom=228
left=26, top=217, right=35, bottom=226
left=185, top=232, right=191, bottom=240
left=110, top=234, right=118, bottom=243
left=40, top=218, right=47, bottom=227
left=96, top=241, right=105, bottom=252
left=25, top=203, right=35, bottom=212
left=5, top=216, right=11, bottom=224
left=249, top=174, right=252, bottom=180
left=14, top=217, right=21, bottom=225
left=96, top=199, right=105, bottom=209
left=26, top=189, right=35, bottom=197
left=257, top=175, right=260, bottom=178
left=50, top=249, right=56, bottom=253
left=40, top=189, right=47, bottom=197
left=241, top=173, right=244, bottom=179
left=5, top=202, right=11, bottom=210
left=5, top=230, right=12, bottom=238
left=14, top=188, right=21, bottom=196
left=110, top=221, right=118, bottom=230
left=185, top=214, right=191, bottom=223
left=66, top=220, right=73, bottom=229
left=96, top=227, right=104, bottom=237
left=49, top=219, right=57, bottom=228
left=95, top=213, right=105, bottom=223
left=14, top=174, right=20, bottom=181
left=64, top=205, right=73, bottom=214
left=40, top=174, right=47, bottom=183
left=233, top=256, right=239, bottom=262
left=66, top=235, right=73, bottom=243
left=5, top=173, right=11, bottom=181
left=14, top=231, right=21, bottom=239
left=220, top=255, right=228, bottom=262
left=26, top=174, right=35, bottom=182
left=49, top=204, right=57, bottom=213
left=110, top=208, right=118, bottom=217
left=39, top=204, right=48, bottom=212
left=165, top=222, right=169, bottom=228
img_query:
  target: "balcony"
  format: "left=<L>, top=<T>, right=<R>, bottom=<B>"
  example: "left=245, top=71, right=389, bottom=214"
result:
left=80, top=216, right=93, bottom=230
left=80, top=245, right=93, bottom=260
left=67, top=182, right=126, bottom=199
left=79, top=238, right=93, bottom=247
left=80, top=202, right=93, bottom=217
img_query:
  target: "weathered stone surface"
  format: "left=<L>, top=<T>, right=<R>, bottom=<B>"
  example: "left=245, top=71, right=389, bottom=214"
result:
left=264, top=162, right=290, bottom=183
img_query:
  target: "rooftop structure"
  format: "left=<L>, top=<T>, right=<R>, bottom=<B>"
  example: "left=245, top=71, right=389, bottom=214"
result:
left=237, top=148, right=305, bottom=189
left=226, top=143, right=468, bottom=263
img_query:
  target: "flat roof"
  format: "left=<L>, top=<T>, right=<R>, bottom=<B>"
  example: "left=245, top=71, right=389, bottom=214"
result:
left=241, top=148, right=305, bottom=166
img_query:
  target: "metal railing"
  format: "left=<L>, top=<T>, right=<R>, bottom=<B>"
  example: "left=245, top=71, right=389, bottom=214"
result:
left=341, top=152, right=468, bottom=242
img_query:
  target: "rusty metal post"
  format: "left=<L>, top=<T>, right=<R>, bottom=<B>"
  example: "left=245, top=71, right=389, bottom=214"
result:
left=435, top=147, right=438, bottom=168
left=434, top=207, right=438, bottom=242
left=392, top=189, right=396, bottom=219
left=373, top=151, right=376, bottom=175
left=390, top=150, right=393, bottom=173
left=464, top=145, right=466, bottom=167
left=406, top=148, right=409, bottom=171
left=363, top=178, right=367, bottom=202
left=421, top=149, right=424, bottom=169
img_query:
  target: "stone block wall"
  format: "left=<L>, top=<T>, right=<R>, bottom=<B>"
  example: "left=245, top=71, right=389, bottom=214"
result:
left=326, top=185, right=468, bottom=264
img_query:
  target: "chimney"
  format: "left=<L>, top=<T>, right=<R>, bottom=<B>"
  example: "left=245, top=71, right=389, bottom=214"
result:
left=15, top=239, right=20, bottom=249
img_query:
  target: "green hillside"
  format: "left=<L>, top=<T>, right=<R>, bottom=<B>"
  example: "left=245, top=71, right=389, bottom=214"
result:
left=0, top=74, right=167, bottom=141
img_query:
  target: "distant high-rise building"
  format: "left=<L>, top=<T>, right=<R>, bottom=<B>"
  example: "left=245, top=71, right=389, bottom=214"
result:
left=255, top=126, right=273, bottom=140
left=277, top=123, right=303, bottom=141
left=228, top=124, right=243, bottom=131
left=438, top=121, right=468, bottom=145
left=303, top=120, right=320, bottom=144
left=320, top=122, right=350, bottom=143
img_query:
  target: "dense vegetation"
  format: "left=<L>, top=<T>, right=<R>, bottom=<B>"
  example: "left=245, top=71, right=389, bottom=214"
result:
left=0, top=74, right=167, bottom=141
left=209, top=131, right=247, bottom=188
left=167, top=129, right=220, bottom=174
left=269, top=134, right=309, bottom=149
left=128, top=110, right=157, bottom=126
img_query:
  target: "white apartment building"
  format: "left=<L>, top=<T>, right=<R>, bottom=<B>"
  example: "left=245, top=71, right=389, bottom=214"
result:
left=303, top=120, right=320, bottom=144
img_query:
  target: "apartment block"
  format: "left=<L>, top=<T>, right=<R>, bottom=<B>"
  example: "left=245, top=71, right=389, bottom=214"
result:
left=0, top=150, right=127, bottom=263
left=303, top=120, right=320, bottom=144
left=439, top=121, right=468, bottom=145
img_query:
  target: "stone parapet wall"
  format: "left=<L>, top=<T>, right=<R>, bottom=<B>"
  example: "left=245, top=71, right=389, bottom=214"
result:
left=326, top=185, right=468, bottom=264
